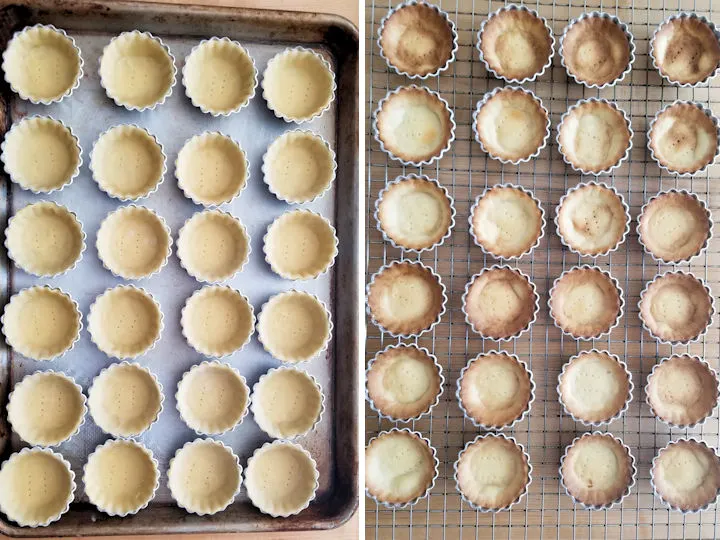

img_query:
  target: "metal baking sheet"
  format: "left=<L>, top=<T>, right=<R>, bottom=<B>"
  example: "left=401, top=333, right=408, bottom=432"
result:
left=0, top=0, right=360, bottom=536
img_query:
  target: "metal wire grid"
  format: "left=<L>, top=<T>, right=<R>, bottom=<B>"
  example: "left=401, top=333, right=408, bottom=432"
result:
left=365, top=0, right=720, bottom=538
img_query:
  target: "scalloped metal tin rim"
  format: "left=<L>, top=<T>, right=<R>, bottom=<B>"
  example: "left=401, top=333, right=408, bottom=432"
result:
left=476, top=4, right=555, bottom=84
left=559, top=11, right=636, bottom=89
left=374, top=174, right=456, bottom=253
left=454, top=432, right=532, bottom=512
left=365, top=343, right=445, bottom=422
left=557, top=349, right=634, bottom=427
left=377, top=0, right=459, bottom=79
left=372, top=85, right=456, bottom=166
left=181, top=36, right=258, bottom=116
left=560, top=431, right=637, bottom=510
left=462, top=264, right=539, bottom=342
left=647, top=100, right=720, bottom=177
left=636, top=188, right=714, bottom=264
left=366, top=427, right=439, bottom=509
left=98, top=30, right=176, bottom=111
left=456, top=351, right=535, bottom=429
left=554, top=181, right=631, bottom=258
left=366, top=259, right=447, bottom=338
left=650, top=13, right=720, bottom=88
left=468, top=183, right=545, bottom=260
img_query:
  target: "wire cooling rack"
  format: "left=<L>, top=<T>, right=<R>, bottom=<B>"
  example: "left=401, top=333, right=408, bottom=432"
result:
left=365, top=0, right=720, bottom=538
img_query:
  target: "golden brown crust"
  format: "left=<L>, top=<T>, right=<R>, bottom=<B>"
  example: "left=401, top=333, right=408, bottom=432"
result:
left=652, top=17, right=720, bottom=85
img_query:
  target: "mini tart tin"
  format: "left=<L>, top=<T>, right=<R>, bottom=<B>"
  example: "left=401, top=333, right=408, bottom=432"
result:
left=256, top=289, right=332, bottom=363
left=548, top=265, right=624, bottom=341
left=373, top=85, right=456, bottom=166
left=377, top=1, right=458, bottom=79
left=88, top=361, right=164, bottom=438
left=99, top=30, right=176, bottom=111
left=96, top=205, right=172, bottom=280
left=365, top=428, right=439, bottom=509
left=7, top=370, right=86, bottom=447
left=557, top=349, right=633, bottom=426
left=647, top=101, right=720, bottom=176
left=375, top=174, right=455, bottom=253
left=556, top=98, right=633, bottom=175
left=261, top=46, right=336, bottom=123
left=181, top=285, right=255, bottom=358
left=456, top=352, right=535, bottom=429
left=176, top=360, right=250, bottom=435
left=0, top=447, right=75, bottom=527
left=1, top=285, right=82, bottom=361
left=1, top=115, right=82, bottom=194
left=83, top=438, right=159, bottom=517
left=245, top=440, right=319, bottom=517
left=366, top=260, right=447, bottom=338
left=637, top=189, right=713, bottom=264
left=262, top=130, right=336, bottom=204
left=469, top=183, right=544, bottom=260
left=263, top=209, right=338, bottom=280
left=366, top=343, right=444, bottom=422
left=560, top=431, right=636, bottom=510
left=5, top=200, right=86, bottom=277
left=176, top=209, right=250, bottom=283
left=250, top=365, right=325, bottom=439
left=2, top=24, right=83, bottom=104
left=175, top=131, right=249, bottom=207
left=454, top=433, right=532, bottom=512
left=560, top=12, right=635, bottom=88
left=638, top=271, right=715, bottom=345
left=462, top=265, right=539, bottom=341
left=88, top=285, right=163, bottom=359
left=645, top=354, right=719, bottom=429
left=554, top=182, right=631, bottom=258
left=182, top=37, right=257, bottom=116
left=651, top=13, right=720, bottom=87
left=89, top=124, right=166, bottom=201
left=168, top=438, right=242, bottom=516
left=650, top=438, right=720, bottom=513
left=477, top=4, right=554, bottom=84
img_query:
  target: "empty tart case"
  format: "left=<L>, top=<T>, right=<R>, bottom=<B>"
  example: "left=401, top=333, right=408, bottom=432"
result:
left=556, top=98, right=633, bottom=175
left=554, top=182, right=631, bottom=258
left=374, top=174, right=456, bottom=253
left=559, top=12, right=635, bottom=89
left=651, top=13, right=720, bottom=87
left=647, top=101, right=720, bottom=176
left=476, top=4, right=555, bottom=84
left=182, top=37, right=257, bottom=116
left=99, top=31, right=176, bottom=111
left=83, top=438, right=160, bottom=517
left=0, top=446, right=76, bottom=527
left=245, top=440, right=319, bottom=517
left=373, top=85, right=456, bottom=166
left=2, top=24, right=83, bottom=104
left=377, top=1, right=458, bottom=79
left=645, top=355, right=719, bottom=429
left=88, top=361, right=164, bottom=438
left=557, top=349, right=633, bottom=426
left=365, top=428, right=439, bottom=509
left=261, top=46, right=336, bottom=123
left=5, top=201, right=86, bottom=277
left=250, top=365, right=325, bottom=439
left=7, top=370, right=87, bottom=447
left=365, top=343, right=444, bottom=422
left=637, top=189, right=713, bottom=264
left=1, top=116, right=82, bottom=194
left=454, top=433, right=532, bottom=512
left=1, top=286, right=82, bottom=361
left=638, top=271, right=715, bottom=345
left=176, top=360, right=250, bottom=435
